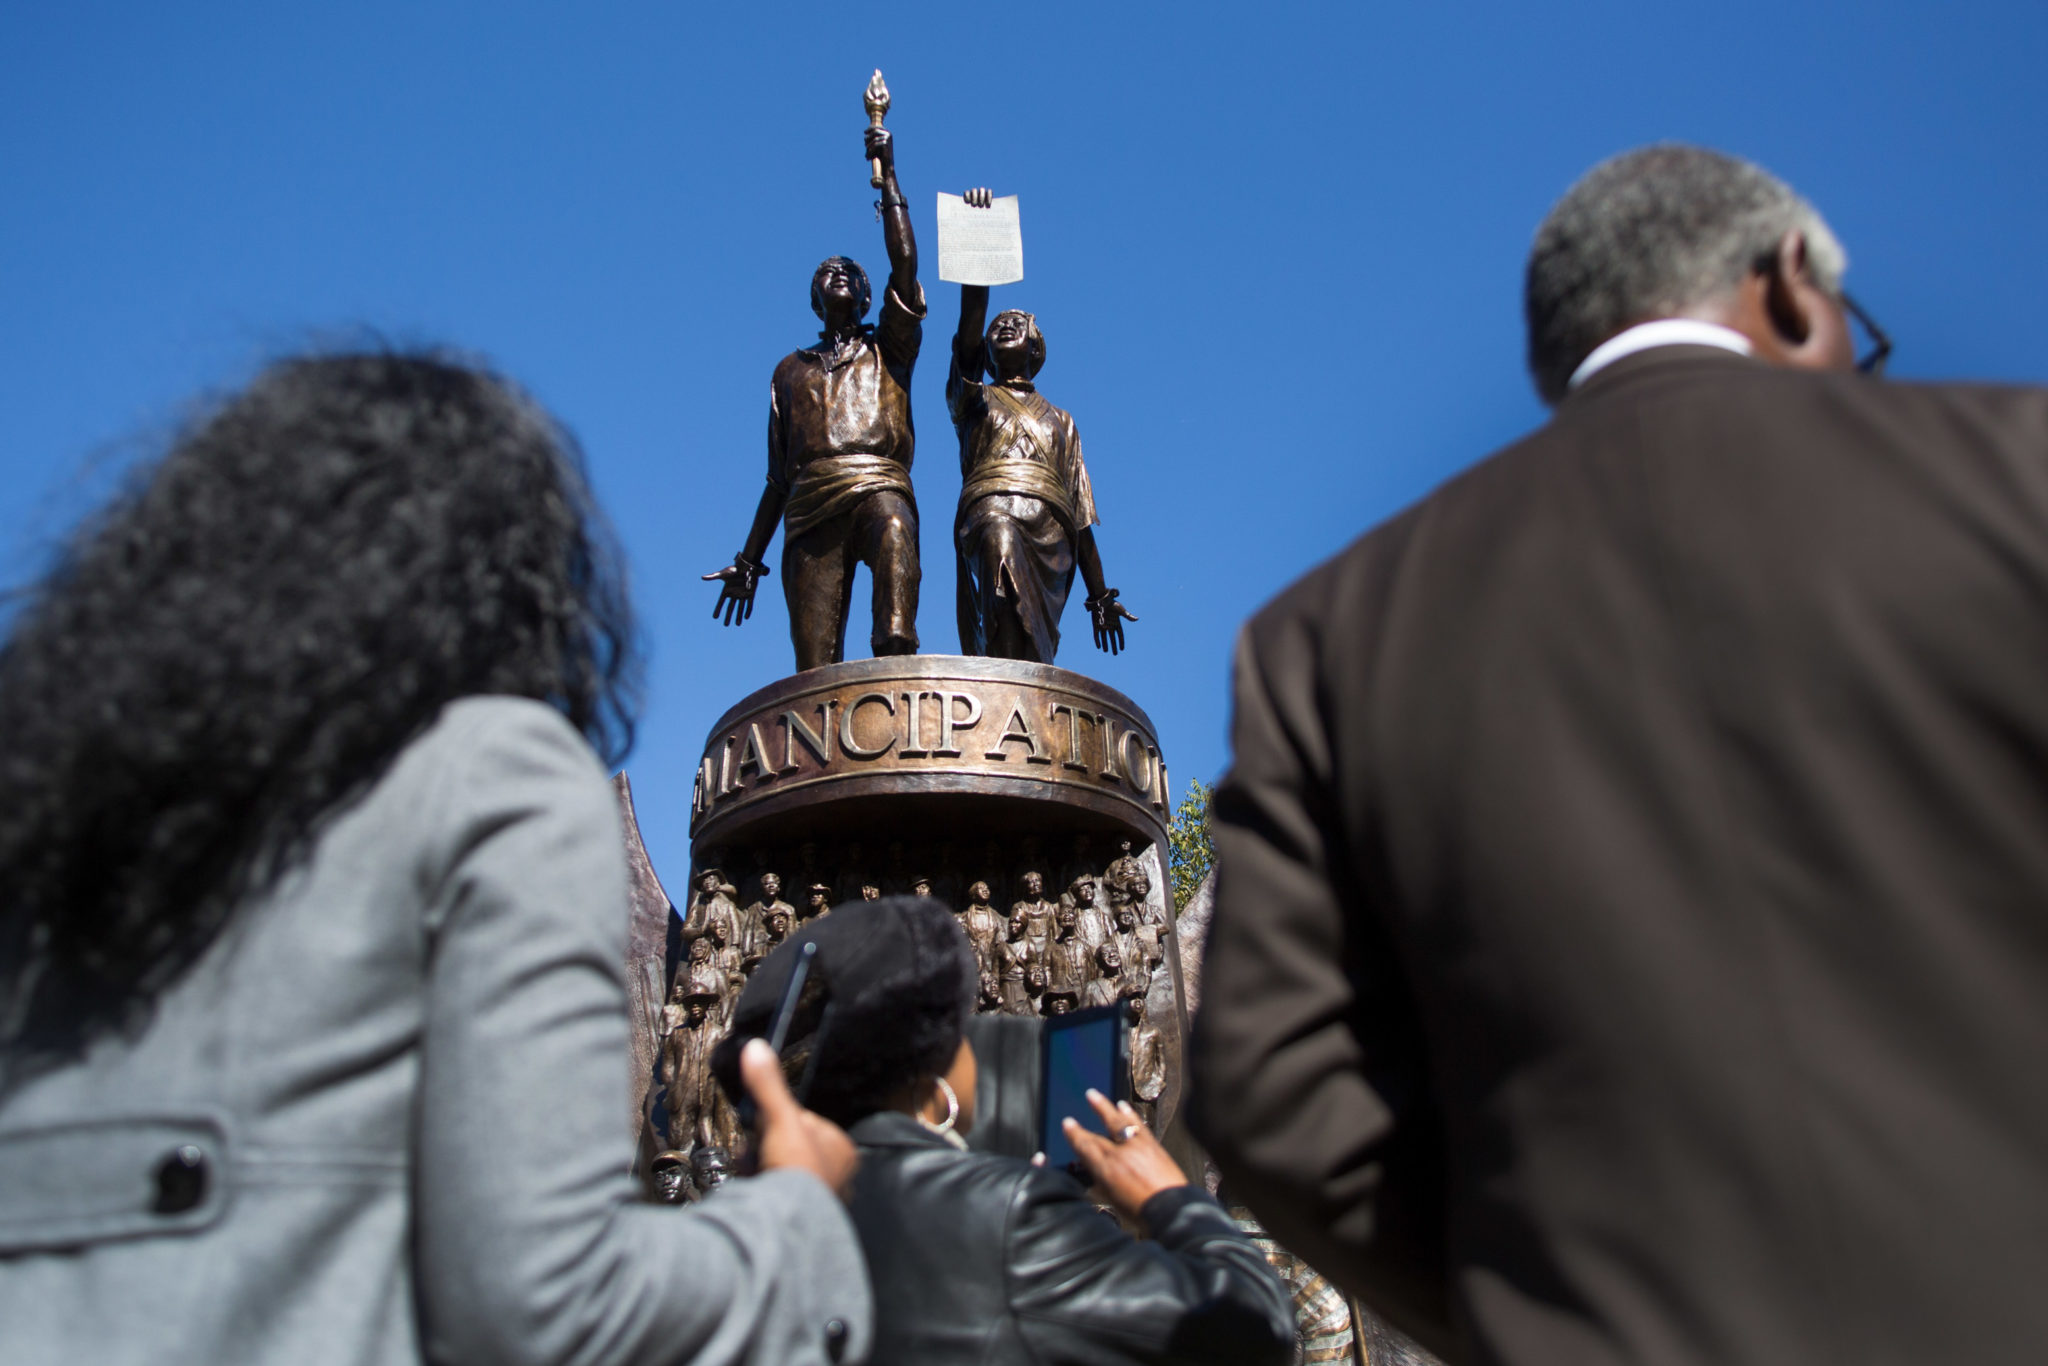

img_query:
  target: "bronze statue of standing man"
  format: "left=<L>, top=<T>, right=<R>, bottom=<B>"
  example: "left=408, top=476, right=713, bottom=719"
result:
left=948, top=187, right=1136, bottom=662
left=705, top=74, right=926, bottom=671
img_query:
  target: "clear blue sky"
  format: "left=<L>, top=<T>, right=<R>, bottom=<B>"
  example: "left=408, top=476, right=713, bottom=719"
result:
left=4, top=3, right=2044, bottom=883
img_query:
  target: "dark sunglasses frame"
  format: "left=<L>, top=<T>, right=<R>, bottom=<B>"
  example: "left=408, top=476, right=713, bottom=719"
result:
left=1839, top=290, right=1892, bottom=376
left=1753, top=251, right=1892, bottom=376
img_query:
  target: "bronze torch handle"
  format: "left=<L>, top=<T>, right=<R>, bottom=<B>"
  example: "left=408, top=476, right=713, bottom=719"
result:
left=864, top=70, right=891, bottom=191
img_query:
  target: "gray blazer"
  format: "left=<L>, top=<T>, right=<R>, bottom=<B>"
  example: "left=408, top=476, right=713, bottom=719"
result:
left=0, top=697, right=872, bottom=1366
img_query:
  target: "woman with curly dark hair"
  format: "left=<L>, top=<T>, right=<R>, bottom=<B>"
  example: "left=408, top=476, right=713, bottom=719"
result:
left=0, top=352, right=868, bottom=1365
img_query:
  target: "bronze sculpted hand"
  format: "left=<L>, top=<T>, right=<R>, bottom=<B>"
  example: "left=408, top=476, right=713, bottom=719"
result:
left=702, top=553, right=769, bottom=627
left=864, top=125, right=894, bottom=172
left=1086, top=587, right=1138, bottom=655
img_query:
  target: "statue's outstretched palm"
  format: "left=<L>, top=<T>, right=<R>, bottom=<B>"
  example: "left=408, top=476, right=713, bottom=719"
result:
left=703, top=559, right=767, bottom=626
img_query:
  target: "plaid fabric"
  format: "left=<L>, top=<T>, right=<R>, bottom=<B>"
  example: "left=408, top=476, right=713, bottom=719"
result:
left=1230, top=1206, right=1360, bottom=1365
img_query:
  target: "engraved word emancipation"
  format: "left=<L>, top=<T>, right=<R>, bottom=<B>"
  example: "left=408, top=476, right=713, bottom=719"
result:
left=692, top=683, right=1168, bottom=820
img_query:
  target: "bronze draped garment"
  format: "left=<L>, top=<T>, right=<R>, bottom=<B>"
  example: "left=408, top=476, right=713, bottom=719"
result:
left=783, top=453, right=918, bottom=540
left=957, top=460, right=1077, bottom=537
left=948, top=375, right=1098, bottom=662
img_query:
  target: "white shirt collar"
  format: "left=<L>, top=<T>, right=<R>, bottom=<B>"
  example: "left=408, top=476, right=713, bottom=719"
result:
left=1567, top=319, right=1754, bottom=391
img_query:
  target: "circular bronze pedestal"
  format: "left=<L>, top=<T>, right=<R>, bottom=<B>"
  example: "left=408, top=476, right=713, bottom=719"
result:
left=690, top=655, right=1169, bottom=853
left=680, top=655, right=1188, bottom=1133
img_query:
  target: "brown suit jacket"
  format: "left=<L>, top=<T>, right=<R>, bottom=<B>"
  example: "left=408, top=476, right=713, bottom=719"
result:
left=1190, top=348, right=2048, bottom=1366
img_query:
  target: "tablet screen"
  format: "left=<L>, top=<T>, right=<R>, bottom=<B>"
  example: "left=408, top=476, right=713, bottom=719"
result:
left=1038, top=1002, right=1126, bottom=1172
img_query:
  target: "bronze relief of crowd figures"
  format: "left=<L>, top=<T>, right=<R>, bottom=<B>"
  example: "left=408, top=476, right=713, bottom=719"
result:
left=655, top=829, right=1175, bottom=1184
left=701, top=76, right=1135, bottom=673
left=648, top=1147, right=732, bottom=1208
left=963, top=835, right=1170, bottom=1018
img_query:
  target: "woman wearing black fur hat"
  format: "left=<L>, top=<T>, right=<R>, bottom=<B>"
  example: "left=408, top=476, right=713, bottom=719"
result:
left=714, top=896, right=1294, bottom=1365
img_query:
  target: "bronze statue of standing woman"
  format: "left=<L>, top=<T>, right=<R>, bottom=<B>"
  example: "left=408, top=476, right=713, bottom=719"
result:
left=948, top=187, right=1136, bottom=663
left=705, top=86, right=926, bottom=672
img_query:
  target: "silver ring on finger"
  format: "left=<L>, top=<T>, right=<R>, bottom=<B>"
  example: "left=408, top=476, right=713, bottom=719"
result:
left=1118, top=1124, right=1140, bottom=1142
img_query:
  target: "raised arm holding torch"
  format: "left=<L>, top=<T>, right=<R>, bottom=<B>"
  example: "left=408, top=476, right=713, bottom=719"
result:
left=704, top=70, right=927, bottom=671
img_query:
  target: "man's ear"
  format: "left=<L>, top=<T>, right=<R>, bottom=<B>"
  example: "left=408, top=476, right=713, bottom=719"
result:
left=1763, top=228, right=1816, bottom=347
left=1759, top=227, right=1857, bottom=371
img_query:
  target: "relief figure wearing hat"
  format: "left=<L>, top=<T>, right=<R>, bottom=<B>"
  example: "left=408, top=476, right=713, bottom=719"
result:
left=682, top=868, right=741, bottom=952
left=740, top=872, right=794, bottom=975
left=803, top=881, right=834, bottom=922
left=946, top=187, right=1138, bottom=662
left=1105, top=854, right=1165, bottom=984
left=1065, top=874, right=1116, bottom=955
left=648, top=1150, right=693, bottom=1205
left=703, top=121, right=926, bottom=671
left=659, top=962, right=724, bottom=1152
left=760, top=900, right=795, bottom=954
left=1009, top=867, right=1057, bottom=954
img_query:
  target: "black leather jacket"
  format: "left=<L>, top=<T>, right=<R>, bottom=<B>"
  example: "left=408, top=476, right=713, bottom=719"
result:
left=845, top=1111, right=1295, bottom=1364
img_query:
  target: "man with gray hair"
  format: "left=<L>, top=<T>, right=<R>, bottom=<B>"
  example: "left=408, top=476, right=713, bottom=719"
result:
left=1524, top=143, right=1867, bottom=403
left=1193, top=144, right=2048, bottom=1365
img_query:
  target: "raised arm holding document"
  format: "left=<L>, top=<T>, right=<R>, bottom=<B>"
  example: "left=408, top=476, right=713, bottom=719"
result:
left=945, top=187, right=1135, bottom=662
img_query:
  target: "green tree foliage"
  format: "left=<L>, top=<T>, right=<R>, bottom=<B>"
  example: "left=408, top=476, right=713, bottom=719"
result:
left=1167, top=779, right=1215, bottom=913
